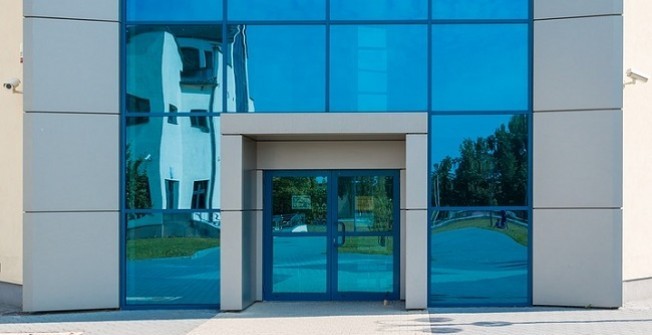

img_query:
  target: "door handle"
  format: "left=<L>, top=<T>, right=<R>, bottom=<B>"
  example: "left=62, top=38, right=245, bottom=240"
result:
left=338, top=221, right=346, bottom=247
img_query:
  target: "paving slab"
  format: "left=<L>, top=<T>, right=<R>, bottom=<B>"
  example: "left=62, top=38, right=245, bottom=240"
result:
left=1, top=301, right=652, bottom=335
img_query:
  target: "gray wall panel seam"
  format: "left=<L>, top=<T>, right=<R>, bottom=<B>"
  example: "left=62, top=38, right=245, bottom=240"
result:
left=24, top=111, right=120, bottom=115
left=25, top=210, right=120, bottom=213
left=533, top=108, right=622, bottom=113
left=24, top=16, right=118, bottom=23
left=534, top=14, right=622, bottom=22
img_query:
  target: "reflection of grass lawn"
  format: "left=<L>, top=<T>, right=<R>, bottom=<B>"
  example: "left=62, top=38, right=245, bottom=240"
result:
left=433, top=218, right=528, bottom=246
left=127, top=237, right=220, bottom=260
left=339, top=236, right=393, bottom=256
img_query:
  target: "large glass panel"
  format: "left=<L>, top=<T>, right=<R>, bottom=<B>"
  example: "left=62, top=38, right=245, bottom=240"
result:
left=125, top=212, right=221, bottom=305
left=430, top=210, right=529, bottom=305
left=228, top=0, right=325, bottom=21
left=126, top=25, right=223, bottom=113
left=330, top=0, right=427, bottom=20
left=230, top=25, right=326, bottom=112
left=126, top=116, right=220, bottom=210
left=430, top=115, right=528, bottom=207
left=337, top=236, right=394, bottom=293
left=127, top=0, right=222, bottom=22
left=330, top=25, right=427, bottom=112
left=432, top=24, right=528, bottom=112
left=272, top=236, right=328, bottom=293
left=271, top=176, right=328, bottom=233
left=433, top=0, right=529, bottom=20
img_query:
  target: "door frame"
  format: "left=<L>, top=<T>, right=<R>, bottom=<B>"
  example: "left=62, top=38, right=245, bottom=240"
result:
left=262, top=169, right=400, bottom=301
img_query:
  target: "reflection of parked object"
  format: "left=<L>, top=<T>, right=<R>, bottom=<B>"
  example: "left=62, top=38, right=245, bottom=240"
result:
left=272, top=213, right=306, bottom=231
left=494, top=210, right=508, bottom=229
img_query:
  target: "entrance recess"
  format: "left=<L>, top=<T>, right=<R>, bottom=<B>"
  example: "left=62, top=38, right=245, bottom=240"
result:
left=263, top=170, right=400, bottom=301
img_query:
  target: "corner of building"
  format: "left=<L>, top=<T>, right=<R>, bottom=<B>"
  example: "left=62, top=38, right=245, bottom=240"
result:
left=0, top=0, right=24, bottom=309
left=622, top=0, right=652, bottom=304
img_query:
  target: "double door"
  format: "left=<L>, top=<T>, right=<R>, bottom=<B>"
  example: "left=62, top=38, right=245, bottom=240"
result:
left=263, top=170, right=399, bottom=300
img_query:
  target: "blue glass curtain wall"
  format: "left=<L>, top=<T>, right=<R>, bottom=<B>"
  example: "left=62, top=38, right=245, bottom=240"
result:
left=122, top=0, right=532, bottom=308
left=429, top=115, right=530, bottom=306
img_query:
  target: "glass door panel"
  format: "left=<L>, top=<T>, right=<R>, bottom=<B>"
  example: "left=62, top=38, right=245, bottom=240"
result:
left=268, top=173, right=329, bottom=297
left=334, top=173, right=398, bottom=299
left=265, top=170, right=399, bottom=300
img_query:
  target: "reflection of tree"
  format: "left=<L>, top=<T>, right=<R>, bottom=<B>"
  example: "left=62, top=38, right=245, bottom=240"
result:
left=432, top=115, right=528, bottom=206
left=126, top=145, right=152, bottom=217
left=371, top=177, right=393, bottom=232
left=272, top=177, right=327, bottom=225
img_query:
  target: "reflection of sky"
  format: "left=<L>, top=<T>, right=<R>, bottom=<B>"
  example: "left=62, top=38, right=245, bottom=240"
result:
left=229, top=0, right=325, bottom=20
left=430, top=115, right=512, bottom=165
left=127, top=0, right=528, bottom=21
left=433, top=0, right=529, bottom=19
left=331, top=0, right=427, bottom=20
left=246, top=26, right=325, bottom=112
left=330, top=25, right=427, bottom=112
left=432, top=24, right=528, bottom=111
left=127, top=0, right=222, bottom=21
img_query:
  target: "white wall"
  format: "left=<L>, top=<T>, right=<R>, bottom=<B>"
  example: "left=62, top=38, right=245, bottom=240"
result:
left=622, top=0, right=652, bottom=301
left=0, top=0, right=24, bottom=307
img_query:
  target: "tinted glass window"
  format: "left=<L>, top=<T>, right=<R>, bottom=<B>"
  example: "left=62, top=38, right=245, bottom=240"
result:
left=126, top=116, right=221, bottom=210
left=330, top=0, right=427, bottom=20
left=330, top=25, right=427, bottom=112
left=432, top=24, right=529, bottom=112
left=232, top=25, right=325, bottom=112
left=430, top=114, right=528, bottom=207
left=433, top=0, right=528, bottom=20
left=126, top=25, right=223, bottom=113
left=126, top=0, right=222, bottom=22
left=125, top=212, right=221, bottom=305
left=228, top=0, right=325, bottom=21
left=430, top=210, right=529, bottom=305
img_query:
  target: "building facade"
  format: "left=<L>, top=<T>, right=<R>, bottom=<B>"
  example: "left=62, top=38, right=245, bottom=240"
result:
left=0, top=0, right=649, bottom=312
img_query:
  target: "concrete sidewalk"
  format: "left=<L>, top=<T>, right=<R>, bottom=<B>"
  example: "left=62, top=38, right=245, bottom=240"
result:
left=0, top=301, right=651, bottom=335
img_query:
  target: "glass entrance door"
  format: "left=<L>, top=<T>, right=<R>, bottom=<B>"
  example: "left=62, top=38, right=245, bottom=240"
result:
left=264, top=170, right=399, bottom=301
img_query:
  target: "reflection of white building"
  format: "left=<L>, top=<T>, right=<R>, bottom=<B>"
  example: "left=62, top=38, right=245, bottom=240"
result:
left=125, top=28, right=254, bottom=215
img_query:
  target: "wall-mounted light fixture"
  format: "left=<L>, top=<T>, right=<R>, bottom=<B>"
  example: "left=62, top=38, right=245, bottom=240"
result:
left=624, top=68, right=649, bottom=88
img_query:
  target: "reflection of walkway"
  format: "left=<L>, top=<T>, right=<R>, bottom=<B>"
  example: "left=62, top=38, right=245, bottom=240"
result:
left=272, top=237, right=393, bottom=294
left=127, top=247, right=220, bottom=305
left=431, top=228, right=527, bottom=305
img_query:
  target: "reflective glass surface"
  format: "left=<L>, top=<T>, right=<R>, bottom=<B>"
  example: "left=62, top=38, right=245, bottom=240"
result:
left=432, top=24, right=528, bottom=111
left=271, top=176, right=328, bottom=233
left=232, top=25, right=326, bottom=112
left=126, top=25, right=223, bottom=113
left=430, top=115, right=528, bottom=207
left=228, top=0, right=325, bottom=21
left=336, top=175, right=394, bottom=233
left=127, top=0, right=222, bottom=22
left=273, top=236, right=328, bottom=293
left=126, top=116, right=220, bottom=210
left=430, top=210, right=529, bottom=305
left=330, top=0, right=427, bottom=20
left=338, top=236, right=393, bottom=293
left=330, top=25, right=427, bottom=112
left=125, top=212, right=220, bottom=305
left=433, top=0, right=529, bottom=20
